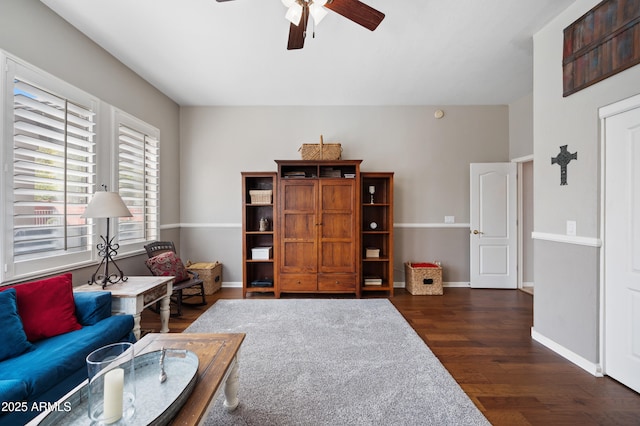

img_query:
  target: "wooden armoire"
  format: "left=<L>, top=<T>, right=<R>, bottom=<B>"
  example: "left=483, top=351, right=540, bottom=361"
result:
left=276, top=160, right=361, bottom=297
left=241, top=160, right=394, bottom=298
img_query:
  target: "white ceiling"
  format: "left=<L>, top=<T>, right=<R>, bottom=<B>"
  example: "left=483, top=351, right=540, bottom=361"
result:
left=40, top=0, right=575, bottom=106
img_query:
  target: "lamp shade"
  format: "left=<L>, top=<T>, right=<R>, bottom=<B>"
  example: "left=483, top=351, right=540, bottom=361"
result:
left=82, top=192, right=133, bottom=219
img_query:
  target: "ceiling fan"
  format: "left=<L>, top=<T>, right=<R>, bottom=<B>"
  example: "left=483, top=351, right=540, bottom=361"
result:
left=215, top=0, right=385, bottom=50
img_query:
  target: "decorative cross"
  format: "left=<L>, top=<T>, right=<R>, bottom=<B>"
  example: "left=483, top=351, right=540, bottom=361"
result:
left=551, top=145, right=577, bottom=186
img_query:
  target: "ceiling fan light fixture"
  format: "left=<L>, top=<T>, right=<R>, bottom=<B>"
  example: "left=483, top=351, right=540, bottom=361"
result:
left=309, top=3, right=328, bottom=25
left=285, top=2, right=303, bottom=25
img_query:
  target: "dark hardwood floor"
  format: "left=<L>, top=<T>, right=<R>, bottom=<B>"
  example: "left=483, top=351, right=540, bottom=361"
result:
left=141, top=287, right=640, bottom=425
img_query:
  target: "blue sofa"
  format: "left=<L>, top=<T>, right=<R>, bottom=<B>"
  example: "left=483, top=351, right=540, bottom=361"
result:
left=0, top=291, right=134, bottom=426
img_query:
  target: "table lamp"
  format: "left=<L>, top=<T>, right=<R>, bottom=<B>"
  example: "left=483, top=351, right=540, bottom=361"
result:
left=83, top=185, right=133, bottom=288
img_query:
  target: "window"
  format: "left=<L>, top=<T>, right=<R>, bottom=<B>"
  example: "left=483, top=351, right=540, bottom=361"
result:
left=115, top=113, right=159, bottom=250
left=12, top=79, right=96, bottom=262
left=1, top=54, right=159, bottom=283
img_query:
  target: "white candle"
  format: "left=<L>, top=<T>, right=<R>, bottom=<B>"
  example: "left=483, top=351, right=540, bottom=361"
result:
left=103, top=368, right=124, bottom=424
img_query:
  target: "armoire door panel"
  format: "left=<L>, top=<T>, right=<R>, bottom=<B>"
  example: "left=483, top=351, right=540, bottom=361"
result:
left=321, top=183, right=354, bottom=210
left=281, top=241, right=317, bottom=273
left=283, top=183, right=316, bottom=211
left=321, top=213, right=353, bottom=239
left=320, top=242, right=355, bottom=273
left=283, top=213, right=315, bottom=239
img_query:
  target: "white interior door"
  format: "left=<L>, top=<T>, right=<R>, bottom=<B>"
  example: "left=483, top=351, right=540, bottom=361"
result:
left=604, top=102, right=640, bottom=393
left=470, top=163, right=517, bottom=289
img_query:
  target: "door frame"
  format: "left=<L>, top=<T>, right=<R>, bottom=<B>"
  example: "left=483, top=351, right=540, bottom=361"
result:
left=512, top=155, right=534, bottom=293
left=598, top=92, right=640, bottom=377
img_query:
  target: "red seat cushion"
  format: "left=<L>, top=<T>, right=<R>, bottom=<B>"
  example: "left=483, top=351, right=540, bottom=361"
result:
left=145, top=252, right=190, bottom=283
left=2, top=273, right=82, bottom=342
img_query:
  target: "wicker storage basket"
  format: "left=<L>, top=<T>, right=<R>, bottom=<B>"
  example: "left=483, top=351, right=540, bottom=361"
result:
left=299, top=135, right=342, bottom=160
left=404, top=262, right=443, bottom=295
left=186, top=261, right=222, bottom=295
left=249, top=190, right=272, bottom=204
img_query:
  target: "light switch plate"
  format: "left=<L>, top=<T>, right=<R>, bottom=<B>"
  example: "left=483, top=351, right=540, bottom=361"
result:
left=566, top=220, right=577, bottom=236
left=445, top=216, right=455, bottom=224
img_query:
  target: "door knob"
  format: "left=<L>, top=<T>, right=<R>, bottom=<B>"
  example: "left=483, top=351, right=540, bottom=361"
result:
left=472, top=229, right=484, bottom=235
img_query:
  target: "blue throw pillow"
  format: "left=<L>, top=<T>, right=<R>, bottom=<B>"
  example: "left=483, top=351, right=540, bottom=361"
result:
left=0, top=288, right=34, bottom=361
left=74, top=291, right=112, bottom=326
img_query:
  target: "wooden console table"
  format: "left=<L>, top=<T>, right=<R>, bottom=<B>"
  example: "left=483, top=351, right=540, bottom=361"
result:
left=74, top=276, right=173, bottom=339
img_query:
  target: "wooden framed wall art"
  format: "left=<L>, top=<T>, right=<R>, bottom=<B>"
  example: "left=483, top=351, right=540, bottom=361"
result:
left=563, top=0, right=640, bottom=97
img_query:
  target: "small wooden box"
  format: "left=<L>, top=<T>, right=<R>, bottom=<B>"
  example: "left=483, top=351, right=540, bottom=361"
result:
left=404, top=262, right=443, bottom=295
left=186, top=261, right=222, bottom=295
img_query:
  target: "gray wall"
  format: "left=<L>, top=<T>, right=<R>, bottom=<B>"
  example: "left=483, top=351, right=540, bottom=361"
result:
left=509, top=93, right=534, bottom=160
left=0, top=0, right=181, bottom=285
left=509, top=94, right=535, bottom=287
left=179, top=106, right=509, bottom=284
left=533, top=0, right=640, bottom=364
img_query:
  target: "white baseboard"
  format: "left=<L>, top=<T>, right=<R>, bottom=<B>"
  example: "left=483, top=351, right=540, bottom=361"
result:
left=443, top=282, right=471, bottom=288
left=221, top=282, right=243, bottom=288
left=531, top=327, right=603, bottom=377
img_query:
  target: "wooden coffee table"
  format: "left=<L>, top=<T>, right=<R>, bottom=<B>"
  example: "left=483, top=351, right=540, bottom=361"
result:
left=134, top=333, right=245, bottom=424
left=28, top=333, right=245, bottom=426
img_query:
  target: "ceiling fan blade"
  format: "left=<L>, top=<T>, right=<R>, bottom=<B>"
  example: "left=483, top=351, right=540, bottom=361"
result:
left=215, top=0, right=235, bottom=2
left=325, top=0, right=385, bottom=31
left=287, top=5, right=309, bottom=50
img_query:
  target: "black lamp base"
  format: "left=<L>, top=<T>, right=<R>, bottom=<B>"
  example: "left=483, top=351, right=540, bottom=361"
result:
left=88, top=219, right=128, bottom=289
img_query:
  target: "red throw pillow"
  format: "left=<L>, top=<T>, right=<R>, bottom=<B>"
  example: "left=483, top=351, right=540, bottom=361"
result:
left=145, top=252, right=190, bottom=283
left=2, top=273, right=82, bottom=342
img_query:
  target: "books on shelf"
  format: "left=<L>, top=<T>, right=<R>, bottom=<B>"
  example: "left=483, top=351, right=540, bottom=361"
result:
left=282, top=168, right=355, bottom=179
left=283, top=171, right=308, bottom=178
left=251, top=278, right=273, bottom=287
left=320, top=167, right=342, bottom=178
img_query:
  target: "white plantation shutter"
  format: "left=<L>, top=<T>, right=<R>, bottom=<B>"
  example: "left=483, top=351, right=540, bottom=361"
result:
left=3, top=54, right=161, bottom=282
left=12, top=78, right=96, bottom=263
left=117, top=123, right=159, bottom=245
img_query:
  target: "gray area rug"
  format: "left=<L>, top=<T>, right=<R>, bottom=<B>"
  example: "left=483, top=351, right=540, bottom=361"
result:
left=184, top=299, right=489, bottom=426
